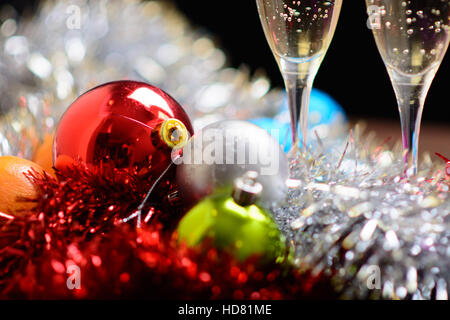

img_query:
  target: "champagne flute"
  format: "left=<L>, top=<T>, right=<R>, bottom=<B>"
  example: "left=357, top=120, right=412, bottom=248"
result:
left=256, top=0, right=343, bottom=150
left=366, top=0, right=449, bottom=174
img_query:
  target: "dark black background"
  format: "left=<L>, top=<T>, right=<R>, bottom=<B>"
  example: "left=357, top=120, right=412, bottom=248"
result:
left=2, top=0, right=449, bottom=123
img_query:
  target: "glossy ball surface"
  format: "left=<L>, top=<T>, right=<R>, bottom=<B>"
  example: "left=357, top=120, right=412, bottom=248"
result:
left=53, top=81, right=193, bottom=177
left=176, top=120, right=289, bottom=206
left=177, top=192, right=286, bottom=262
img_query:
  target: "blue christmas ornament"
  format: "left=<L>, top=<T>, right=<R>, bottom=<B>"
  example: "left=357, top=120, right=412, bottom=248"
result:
left=249, top=118, right=291, bottom=152
left=250, top=88, right=347, bottom=152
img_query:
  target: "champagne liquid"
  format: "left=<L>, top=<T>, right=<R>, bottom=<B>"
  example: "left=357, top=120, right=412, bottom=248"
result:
left=257, top=0, right=342, bottom=67
left=367, top=0, right=449, bottom=75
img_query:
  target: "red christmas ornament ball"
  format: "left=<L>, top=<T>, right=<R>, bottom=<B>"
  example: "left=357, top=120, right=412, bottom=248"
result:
left=53, top=81, right=193, bottom=178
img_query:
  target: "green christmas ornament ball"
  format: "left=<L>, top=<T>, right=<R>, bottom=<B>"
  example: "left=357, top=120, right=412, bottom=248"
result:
left=177, top=172, right=286, bottom=263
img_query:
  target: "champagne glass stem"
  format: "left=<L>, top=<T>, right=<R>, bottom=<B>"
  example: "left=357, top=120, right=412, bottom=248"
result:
left=397, top=90, right=424, bottom=174
left=280, top=58, right=319, bottom=150
left=390, top=68, right=435, bottom=174
left=284, top=72, right=312, bottom=149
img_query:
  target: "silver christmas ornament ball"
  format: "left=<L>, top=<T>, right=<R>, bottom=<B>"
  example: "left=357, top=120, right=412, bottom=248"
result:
left=176, top=120, right=289, bottom=206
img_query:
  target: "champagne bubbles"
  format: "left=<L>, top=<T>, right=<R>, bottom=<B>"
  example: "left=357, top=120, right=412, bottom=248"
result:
left=257, top=0, right=343, bottom=60
left=368, top=0, right=449, bottom=75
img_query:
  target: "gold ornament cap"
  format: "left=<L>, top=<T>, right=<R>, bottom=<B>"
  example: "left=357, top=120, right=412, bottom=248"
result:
left=159, top=118, right=189, bottom=149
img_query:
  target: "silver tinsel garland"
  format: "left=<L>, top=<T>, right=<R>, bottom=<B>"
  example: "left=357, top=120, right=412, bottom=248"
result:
left=0, top=0, right=449, bottom=300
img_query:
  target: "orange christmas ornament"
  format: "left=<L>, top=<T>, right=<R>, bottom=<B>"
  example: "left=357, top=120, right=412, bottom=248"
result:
left=32, top=133, right=56, bottom=178
left=0, top=156, right=46, bottom=217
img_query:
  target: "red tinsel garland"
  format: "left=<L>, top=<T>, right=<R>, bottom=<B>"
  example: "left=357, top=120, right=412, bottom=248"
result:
left=0, top=164, right=335, bottom=299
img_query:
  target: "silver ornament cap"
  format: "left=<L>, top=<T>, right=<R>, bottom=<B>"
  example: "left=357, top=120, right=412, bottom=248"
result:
left=232, top=171, right=263, bottom=207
